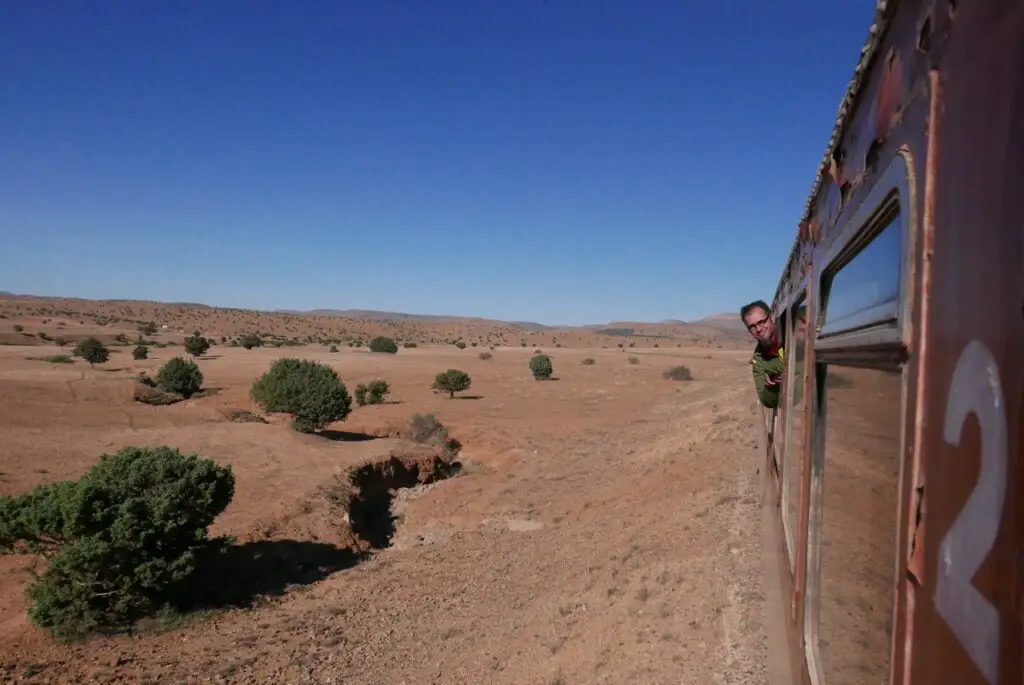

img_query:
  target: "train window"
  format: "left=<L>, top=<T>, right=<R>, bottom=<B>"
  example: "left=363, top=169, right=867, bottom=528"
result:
left=772, top=311, right=789, bottom=480
left=782, top=300, right=809, bottom=574
left=807, top=365, right=901, bottom=685
left=819, top=210, right=902, bottom=336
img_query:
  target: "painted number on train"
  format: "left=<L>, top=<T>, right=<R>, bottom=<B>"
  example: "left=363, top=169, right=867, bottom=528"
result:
left=937, top=339, right=1007, bottom=684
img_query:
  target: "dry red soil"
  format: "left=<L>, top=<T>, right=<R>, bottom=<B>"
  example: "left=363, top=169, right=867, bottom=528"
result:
left=0, top=299, right=766, bottom=684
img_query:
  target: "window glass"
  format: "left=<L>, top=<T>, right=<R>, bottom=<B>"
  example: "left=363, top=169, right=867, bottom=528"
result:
left=771, top=314, right=788, bottom=479
left=820, top=212, right=902, bottom=335
left=814, top=365, right=901, bottom=684
left=783, top=301, right=809, bottom=573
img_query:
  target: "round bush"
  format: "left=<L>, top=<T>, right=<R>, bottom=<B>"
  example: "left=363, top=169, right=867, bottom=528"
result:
left=529, top=353, right=553, bottom=380
left=432, top=369, right=471, bottom=398
left=132, top=345, right=149, bottom=360
left=157, top=357, right=204, bottom=398
left=73, top=337, right=109, bottom=367
left=239, top=334, right=262, bottom=350
left=369, top=336, right=398, bottom=354
left=250, top=358, right=352, bottom=433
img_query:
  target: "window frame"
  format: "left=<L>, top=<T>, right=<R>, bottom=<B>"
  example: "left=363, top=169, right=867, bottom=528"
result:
left=802, top=151, right=914, bottom=685
left=814, top=154, right=913, bottom=351
left=780, top=295, right=806, bottom=575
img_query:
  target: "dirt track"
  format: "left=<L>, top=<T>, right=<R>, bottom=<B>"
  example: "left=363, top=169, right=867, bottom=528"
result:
left=0, top=342, right=767, bottom=684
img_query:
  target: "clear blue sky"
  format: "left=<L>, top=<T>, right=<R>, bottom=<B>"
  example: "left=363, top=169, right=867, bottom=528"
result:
left=1, top=1, right=875, bottom=326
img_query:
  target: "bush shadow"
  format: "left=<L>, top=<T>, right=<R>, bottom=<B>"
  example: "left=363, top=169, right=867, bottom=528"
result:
left=454, top=395, right=483, bottom=400
left=175, top=539, right=363, bottom=611
left=318, top=429, right=380, bottom=442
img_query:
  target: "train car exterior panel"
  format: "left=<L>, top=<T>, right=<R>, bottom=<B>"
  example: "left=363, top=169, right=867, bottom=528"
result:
left=762, top=1, right=1022, bottom=684
left=908, top=1, right=1023, bottom=683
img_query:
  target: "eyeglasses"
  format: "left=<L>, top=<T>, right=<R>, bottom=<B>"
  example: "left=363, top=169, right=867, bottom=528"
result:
left=746, top=316, right=770, bottom=332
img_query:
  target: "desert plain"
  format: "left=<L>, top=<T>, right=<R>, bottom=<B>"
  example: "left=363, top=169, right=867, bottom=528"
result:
left=0, top=294, right=769, bottom=684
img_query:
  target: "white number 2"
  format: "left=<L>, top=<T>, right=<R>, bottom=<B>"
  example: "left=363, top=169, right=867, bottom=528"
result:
left=938, top=339, right=1007, bottom=684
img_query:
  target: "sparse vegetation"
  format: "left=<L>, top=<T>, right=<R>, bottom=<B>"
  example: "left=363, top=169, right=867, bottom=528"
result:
left=455, top=341, right=467, bottom=350
left=32, top=354, right=74, bottom=364
left=0, top=446, right=235, bottom=641
left=479, top=351, right=492, bottom=360
left=223, top=409, right=268, bottom=424
left=663, top=365, right=693, bottom=381
left=73, top=337, right=109, bottom=367
left=407, top=412, right=457, bottom=452
left=251, top=358, right=352, bottom=433
left=530, top=353, right=553, bottom=380
left=13, top=324, right=24, bottom=332
left=628, top=356, right=639, bottom=365
left=132, top=344, right=149, bottom=360
left=432, top=369, right=471, bottom=398
left=329, top=344, right=339, bottom=353
left=355, top=379, right=390, bottom=406
left=581, top=357, right=595, bottom=365
left=369, top=336, right=398, bottom=354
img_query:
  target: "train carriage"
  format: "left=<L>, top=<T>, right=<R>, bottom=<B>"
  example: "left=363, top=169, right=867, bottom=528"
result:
left=757, top=0, right=1022, bottom=683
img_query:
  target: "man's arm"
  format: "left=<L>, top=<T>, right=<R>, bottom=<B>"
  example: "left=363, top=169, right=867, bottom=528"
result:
left=753, top=363, right=780, bottom=409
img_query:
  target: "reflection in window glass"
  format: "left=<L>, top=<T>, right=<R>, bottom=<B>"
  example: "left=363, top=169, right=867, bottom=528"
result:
left=783, top=301, right=809, bottom=572
left=815, top=366, right=901, bottom=684
left=772, top=315, right=789, bottom=484
left=821, top=212, right=902, bottom=335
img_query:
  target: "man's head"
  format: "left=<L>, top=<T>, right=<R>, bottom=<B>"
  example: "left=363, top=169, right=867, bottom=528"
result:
left=740, top=300, right=776, bottom=346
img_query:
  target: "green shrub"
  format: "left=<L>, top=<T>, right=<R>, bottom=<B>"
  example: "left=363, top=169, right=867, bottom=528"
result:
left=432, top=369, right=471, bottom=398
left=627, top=356, right=639, bottom=365
left=581, top=357, right=595, bottom=365
left=132, top=345, right=149, bottom=360
left=328, top=344, right=339, bottom=353
left=184, top=334, right=210, bottom=358
left=479, top=351, right=492, bottom=360
left=663, top=365, right=693, bottom=381
left=250, top=358, right=352, bottom=433
left=239, top=334, right=262, bottom=350
left=455, top=342, right=467, bottom=350
left=73, top=337, right=109, bottom=367
left=354, top=383, right=368, bottom=406
left=529, top=353, right=553, bottom=380
left=156, top=357, right=204, bottom=398
left=369, top=336, right=398, bottom=354
left=13, top=324, right=24, bottom=332
left=402, top=342, right=417, bottom=348
left=0, top=446, right=235, bottom=640
left=367, top=379, right=390, bottom=404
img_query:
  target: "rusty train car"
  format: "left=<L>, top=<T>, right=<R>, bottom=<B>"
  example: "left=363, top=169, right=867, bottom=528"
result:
left=756, top=0, right=1022, bottom=683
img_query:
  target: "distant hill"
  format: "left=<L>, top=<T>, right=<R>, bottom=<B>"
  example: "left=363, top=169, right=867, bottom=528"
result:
left=0, top=291, right=743, bottom=339
left=691, top=313, right=747, bottom=334
left=276, top=308, right=536, bottom=327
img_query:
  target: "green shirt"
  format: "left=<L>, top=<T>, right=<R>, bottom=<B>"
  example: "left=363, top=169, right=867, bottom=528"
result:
left=751, top=344, right=786, bottom=409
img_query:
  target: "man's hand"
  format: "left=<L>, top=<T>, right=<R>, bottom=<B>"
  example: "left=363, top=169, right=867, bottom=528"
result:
left=764, top=372, right=782, bottom=388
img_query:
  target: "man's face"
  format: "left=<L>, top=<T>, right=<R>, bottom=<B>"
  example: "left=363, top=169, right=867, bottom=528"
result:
left=743, top=307, right=776, bottom=345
